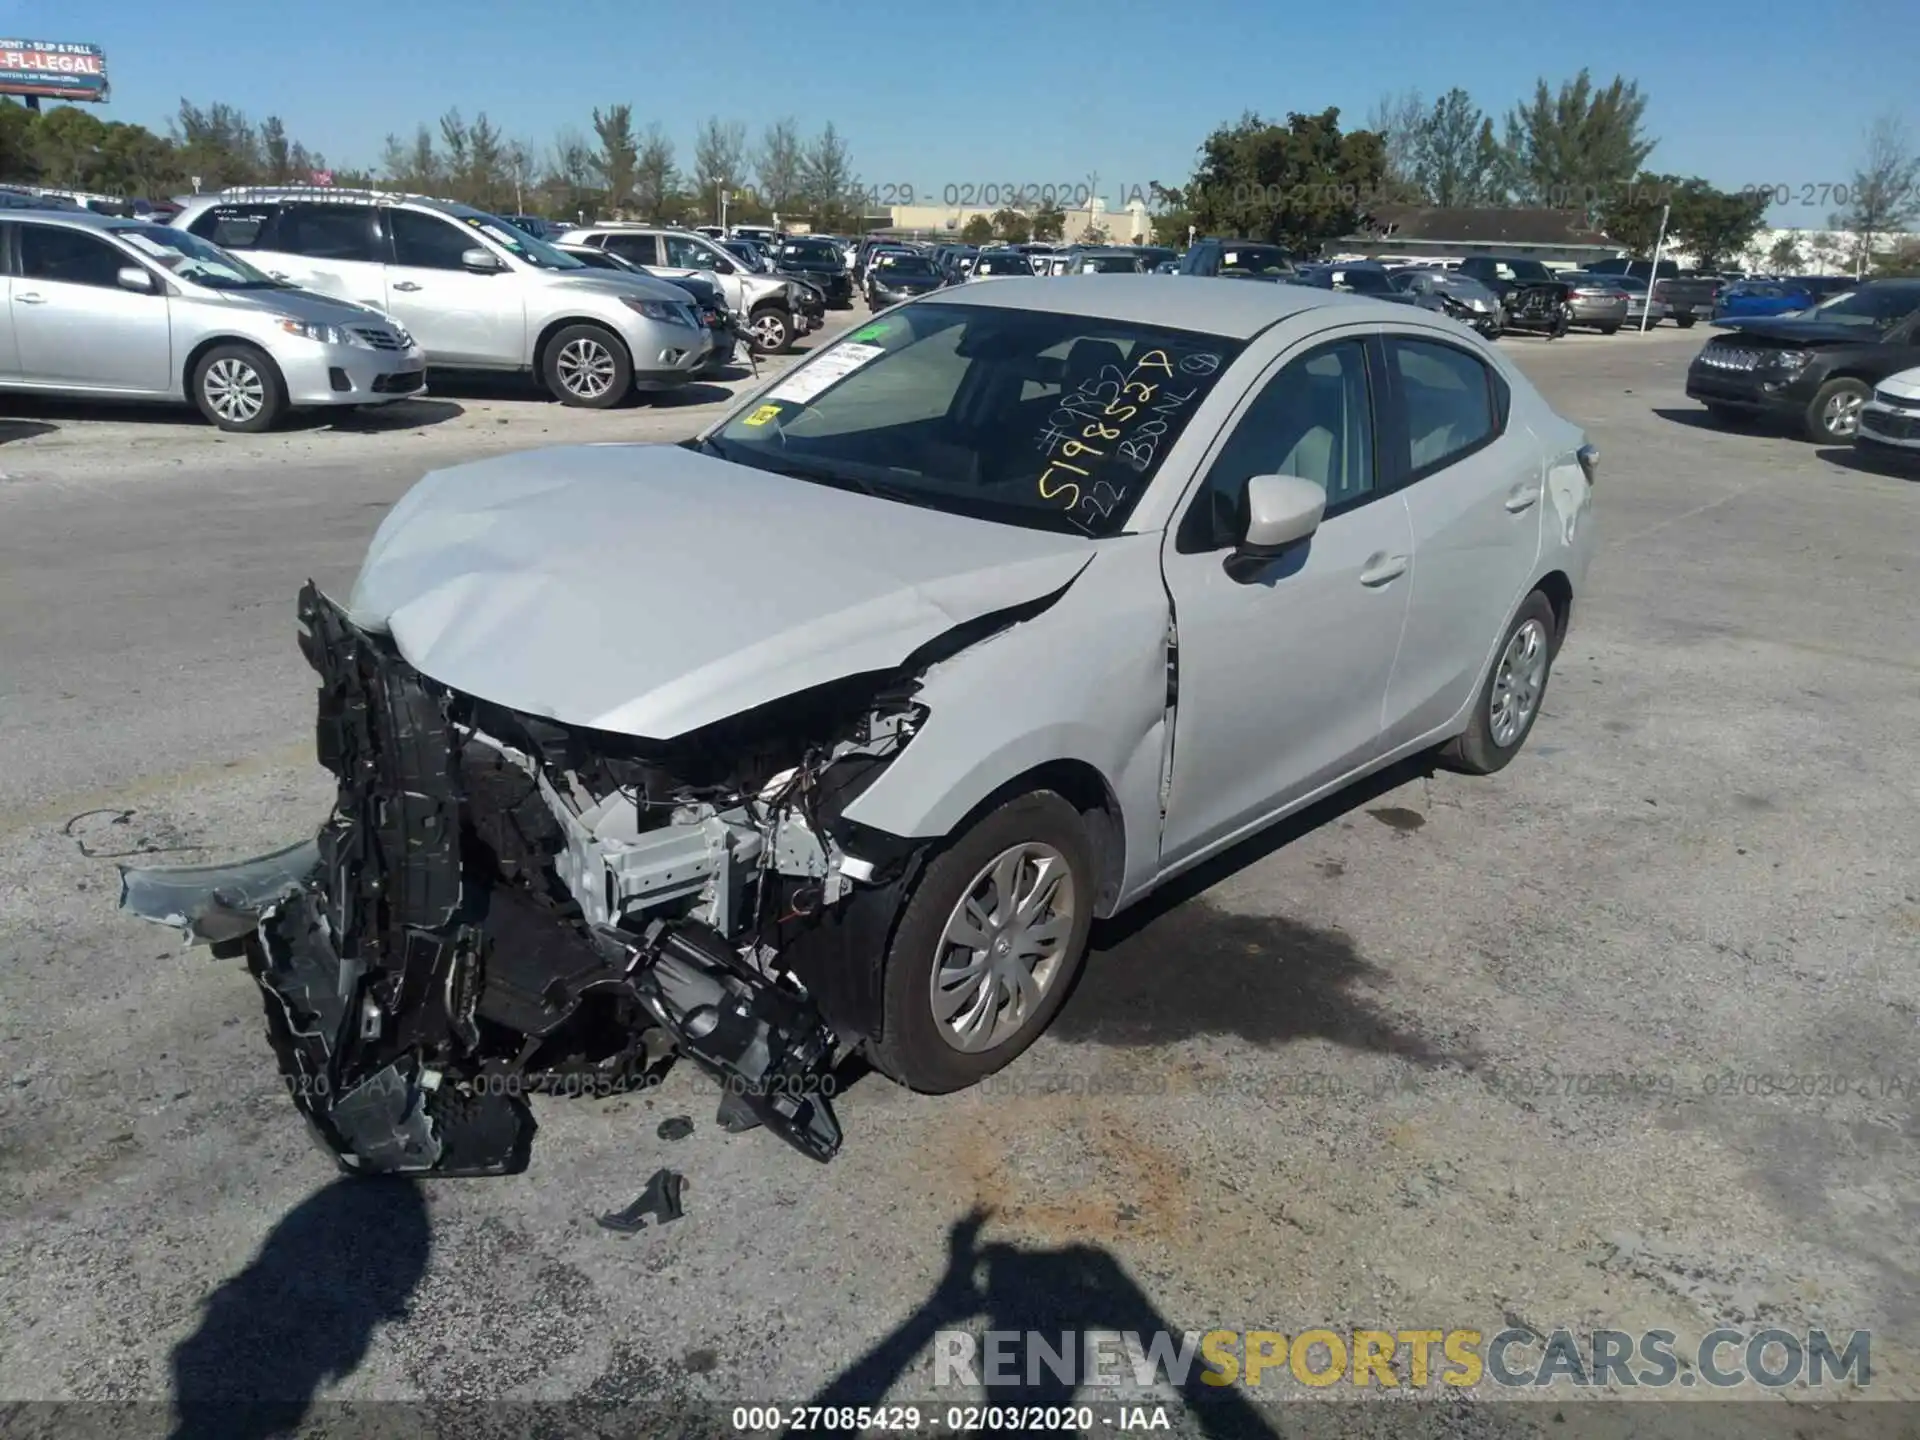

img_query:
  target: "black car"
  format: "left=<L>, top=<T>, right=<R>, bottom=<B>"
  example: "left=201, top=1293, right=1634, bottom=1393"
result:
left=865, top=252, right=945, bottom=305
left=774, top=236, right=854, bottom=308
left=1177, top=238, right=1296, bottom=280
left=1685, top=280, right=1920, bottom=442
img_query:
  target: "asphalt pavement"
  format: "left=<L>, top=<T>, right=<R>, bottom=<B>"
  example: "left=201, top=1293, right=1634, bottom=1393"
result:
left=1, top=313, right=1916, bottom=1434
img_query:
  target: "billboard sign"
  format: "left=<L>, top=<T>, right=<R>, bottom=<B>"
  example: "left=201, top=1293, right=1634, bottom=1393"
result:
left=0, top=41, right=109, bottom=103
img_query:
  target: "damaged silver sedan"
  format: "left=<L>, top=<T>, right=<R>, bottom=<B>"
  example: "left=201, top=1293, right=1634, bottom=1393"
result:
left=123, top=277, right=1597, bottom=1175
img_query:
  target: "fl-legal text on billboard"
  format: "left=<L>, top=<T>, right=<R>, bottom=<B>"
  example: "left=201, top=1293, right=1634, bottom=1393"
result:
left=0, top=41, right=109, bottom=103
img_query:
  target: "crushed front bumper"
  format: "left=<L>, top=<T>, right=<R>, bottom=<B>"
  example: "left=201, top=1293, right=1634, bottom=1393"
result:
left=121, top=585, right=844, bottom=1177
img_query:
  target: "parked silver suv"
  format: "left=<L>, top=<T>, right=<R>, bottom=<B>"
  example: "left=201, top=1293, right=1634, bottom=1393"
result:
left=169, top=189, right=712, bottom=407
left=556, top=224, right=811, bottom=354
left=0, top=208, right=427, bottom=431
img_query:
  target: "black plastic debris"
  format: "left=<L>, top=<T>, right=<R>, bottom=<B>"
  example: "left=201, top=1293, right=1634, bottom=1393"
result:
left=656, top=1115, right=695, bottom=1142
left=598, top=1169, right=686, bottom=1234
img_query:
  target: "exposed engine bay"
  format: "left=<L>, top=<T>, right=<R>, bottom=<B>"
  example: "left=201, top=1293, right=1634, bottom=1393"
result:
left=120, top=583, right=948, bottom=1176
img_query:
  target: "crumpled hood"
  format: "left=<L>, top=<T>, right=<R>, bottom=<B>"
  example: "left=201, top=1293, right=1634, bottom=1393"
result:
left=347, top=444, right=1093, bottom=738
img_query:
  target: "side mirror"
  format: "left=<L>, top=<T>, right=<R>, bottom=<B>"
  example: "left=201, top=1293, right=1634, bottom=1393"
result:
left=1239, top=475, right=1326, bottom=558
left=116, top=266, right=156, bottom=293
left=460, top=247, right=505, bottom=273
left=710, top=256, right=736, bottom=275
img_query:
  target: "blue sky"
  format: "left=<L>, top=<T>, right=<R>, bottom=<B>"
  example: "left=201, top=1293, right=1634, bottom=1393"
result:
left=13, top=0, right=1911, bottom=227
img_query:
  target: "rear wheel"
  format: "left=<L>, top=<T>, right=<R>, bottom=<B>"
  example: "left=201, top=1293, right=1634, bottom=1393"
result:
left=192, top=343, right=287, bottom=433
left=747, top=305, right=793, bottom=354
left=1441, top=590, right=1558, bottom=776
left=1805, top=377, right=1870, bottom=442
left=1675, top=314, right=1697, bottom=329
left=1599, top=323, right=1621, bottom=336
left=867, top=791, right=1094, bottom=1093
left=542, top=323, right=632, bottom=408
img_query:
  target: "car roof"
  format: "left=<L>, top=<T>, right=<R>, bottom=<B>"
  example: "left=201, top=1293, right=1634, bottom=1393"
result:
left=918, top=273, right=1405, bottom=339
left=8, top=207, right=144, bottom=233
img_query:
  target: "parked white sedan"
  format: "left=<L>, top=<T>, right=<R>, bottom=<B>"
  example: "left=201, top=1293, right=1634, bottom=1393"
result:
left=1856, top=365, right=1920, bottom=464
left=123, top=276, right=1597, bottom=1177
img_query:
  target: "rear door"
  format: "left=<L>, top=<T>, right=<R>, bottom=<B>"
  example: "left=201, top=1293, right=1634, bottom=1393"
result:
left=258, top=203, right=386, bottom=310
left=1379, top=334, right=1544, bottom=747
left=12, top=222, right=172, bottom=392
left=381, top=207, right=525, bottom=366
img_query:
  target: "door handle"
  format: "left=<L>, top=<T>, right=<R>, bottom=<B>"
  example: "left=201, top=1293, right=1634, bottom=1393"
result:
left=14, top=292, right=45, bottom=304
left=392, top=281, right=422, bottom=292
left=1359, top=552, right=1409, bottom=586
left=1504, top=486, right=1541, bottom=513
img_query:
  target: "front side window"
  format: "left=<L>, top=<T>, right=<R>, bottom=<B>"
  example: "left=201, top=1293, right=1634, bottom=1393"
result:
left=388, top=208, right=481, bottom=270
left=452, top=210, right=581, bottom=268
left=1393, top=339, right=1498, bottom=474
left=601, top=233, right=659, bottom=266
left=664, top=234, right=725, bottom=270
left=19, top=225, right=127, bottom=288
left=1806, top=284, right=1920, bottom=329
left=707, top=303, right=1243, bottom=537
left=1180, top=340, right=1376, bottom=552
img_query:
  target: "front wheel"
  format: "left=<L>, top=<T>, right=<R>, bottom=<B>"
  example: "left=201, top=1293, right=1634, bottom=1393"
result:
left=1599, top=323, right=1621, bottom=336
left=867, top=791, right=1095, bottom=1094
left=542, top=323, right=632, bottom=408
left=1440, top=591, right=1558, bottom=776
left=191, top=344, right=287, bottom=433
left=747, top=306, right=793, bottom=354
left=1675, top=314, right=1697, bottom=329
left=1805, top=377, right=1870, bottom=442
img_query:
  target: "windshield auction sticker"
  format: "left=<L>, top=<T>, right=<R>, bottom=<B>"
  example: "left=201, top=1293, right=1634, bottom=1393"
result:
left=764, top=342, right=886, bottom=406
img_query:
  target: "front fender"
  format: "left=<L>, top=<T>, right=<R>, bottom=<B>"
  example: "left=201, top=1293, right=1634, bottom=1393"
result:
left=839, top=537, right=1170, bottom=886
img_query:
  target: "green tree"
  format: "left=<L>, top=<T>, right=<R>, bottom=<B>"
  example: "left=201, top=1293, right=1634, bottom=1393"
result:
left=693, top=116, right=747, bottom=223
left=990, top=207, right=1030, bottom=242
left=1501, top=70, right=1655, bottom=217
left=548, top=125, right=600, bottom=221
left=381, top=125, right=441, bottom=193
left=1873, top=236, right=1920, bottom=276
left=260, top=115, right=292, bottom=183
left=633, top=123, right=679, bottom=219
left=1145, top=180, right=1193, bottom=247
left=591, top=103, right=639, bottom=213
left=1669, top=179, right=1769, bottom=271
left=1765, top=233, right=1804, bottom=272
left=960, top=213, right=994, bottom=244
left=1830, top=114, right=1920, bottom=275
left=172, top=100, right=262, bottom=188
left=462, top=112, right=507, bottom=210
left=800, top=122, right=856, bottom=223
left=754, top=117, right=806, bottom=215
left=1187, top=108, right=1386, bottom=256
left=1413, top=89, right=1505, bottom=206
left=1031, top=204, right=1065, bottom=241
left=1366, top=88, right=1425, bottom=198
left=0, top=98, right=40, bottom=183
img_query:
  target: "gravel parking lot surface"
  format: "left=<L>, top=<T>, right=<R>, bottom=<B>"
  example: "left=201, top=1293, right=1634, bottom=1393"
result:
left=2, top=311, right=1915, bottom=1433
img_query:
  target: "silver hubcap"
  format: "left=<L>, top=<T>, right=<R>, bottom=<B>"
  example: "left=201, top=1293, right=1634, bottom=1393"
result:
left=930, top=842, right=1076, bottom=1053
left=1490, top=618, right=1549, bottom=748
left=751, top=314, right=786, bottom=348
left=557, top=338, right=617, bottom=398
left=204, top=358, right=264, bottom=423
left=1824, top=391, right=1864, bottom=437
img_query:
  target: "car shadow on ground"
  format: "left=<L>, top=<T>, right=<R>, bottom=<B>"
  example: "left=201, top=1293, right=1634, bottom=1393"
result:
left=786, top=1208, right=1281, bottom=1439
left=1817, top=444, right=1919, bottom=478
left=168, top=1176, right=429, bottom=1440
left=420, top=369, right=744, bottom=410
left=1649, top=405, right=1769, bottom=434
left=1045, top=753, right=1473, bottom=1071
left=320, top=399, right=465, bottom=433
left=0, top=419, right=57, bottom=445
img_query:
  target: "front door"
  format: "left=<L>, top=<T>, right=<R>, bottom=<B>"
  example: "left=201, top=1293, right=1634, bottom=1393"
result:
left=381, top=208, right=525, bottom=366
left=1159, top=334, right=1413, bottom=867
left=12, top=224, right=172, bottom=392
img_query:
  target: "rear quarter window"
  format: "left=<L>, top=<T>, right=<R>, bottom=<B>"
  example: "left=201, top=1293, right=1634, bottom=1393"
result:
left=187, top=205, right=275, bottom=250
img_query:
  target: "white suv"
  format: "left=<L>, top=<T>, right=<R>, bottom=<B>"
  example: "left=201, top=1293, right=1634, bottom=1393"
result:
left=556, top=225, right=812, bottom=354
left=169, top=189, right=712, bottom=407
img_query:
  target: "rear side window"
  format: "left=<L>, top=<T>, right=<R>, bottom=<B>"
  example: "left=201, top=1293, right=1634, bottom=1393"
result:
left=186, top=204, right=275, bottom=250
left=601, top=233, right=658, bottom=266
left=1390, top=339, right=1502, bottom=475
left=273, top=204, right=380, bottom=263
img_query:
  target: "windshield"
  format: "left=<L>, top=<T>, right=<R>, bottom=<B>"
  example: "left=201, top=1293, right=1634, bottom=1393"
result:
left=878, top=255, right=936, bottom=276
left=111, top=224, right=279, bottom=289
left=1805, top=285, right=1919, bottom=327
left=1080, top=254, right=1142, bottom=273
left=708, top=303, right=1244, bottom=537
left=975, top=254, right=1028, bottom=274
left=456, top=211, right=584, bottom=269
left=1217, top=245, right=1292, bottom=275
left=781, top=242, right=840, bottom=263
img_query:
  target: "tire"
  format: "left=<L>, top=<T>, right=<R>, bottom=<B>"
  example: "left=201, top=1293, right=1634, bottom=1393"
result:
left=541, top=323, right=632, bottom=408
left=1599, top=323, right=1621, bottom=336
left=1804, top=377, right=1871, bottom=443
left=1676, top=314, right=1696, bottom=329
left=191, top=343, right=287, bottom=433
left=747, top=305, right=793, bottom=354
left=1440, top=590, right=1558, bottom=777
left=867, top=791, right=1095, bottom=1093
